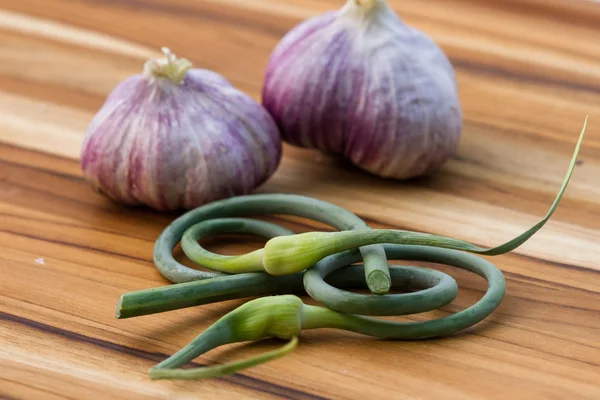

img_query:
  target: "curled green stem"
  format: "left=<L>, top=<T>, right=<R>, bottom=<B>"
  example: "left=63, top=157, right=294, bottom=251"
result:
left=147, top=245, right=505, bottom=380
left=140, top=117, right=586, bottom=380
left=118, top=245, right=458, bottom=319
left=154, top=195, right=391, bottom=294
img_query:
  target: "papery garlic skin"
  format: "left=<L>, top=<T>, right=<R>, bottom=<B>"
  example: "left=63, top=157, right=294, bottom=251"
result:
left=262, top=0, right=462, bottom=179
left=82, top=50, right=281, bottom=211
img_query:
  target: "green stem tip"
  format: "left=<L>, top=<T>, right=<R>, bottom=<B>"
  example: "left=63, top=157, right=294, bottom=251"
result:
left=149, top=337, right=299, bottom=381
left=366, top=270, right=391, bottom=295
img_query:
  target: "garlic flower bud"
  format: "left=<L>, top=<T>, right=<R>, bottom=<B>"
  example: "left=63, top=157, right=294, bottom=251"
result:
left=81, top=48, right=282, bottom=211
left=262, top=0, right=462, bottom=179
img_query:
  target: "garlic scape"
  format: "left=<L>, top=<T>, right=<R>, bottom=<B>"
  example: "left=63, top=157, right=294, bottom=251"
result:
left=81, top=48, right=282, bottom=211
left=149, top=240, right=507, bottom=380
left=262, top=0, right=462, bottom=179
left=125, top=120, right=586, bottom=381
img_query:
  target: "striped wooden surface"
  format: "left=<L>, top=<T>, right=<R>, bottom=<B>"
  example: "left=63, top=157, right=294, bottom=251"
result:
left=1, top=0, right=600, bottom=399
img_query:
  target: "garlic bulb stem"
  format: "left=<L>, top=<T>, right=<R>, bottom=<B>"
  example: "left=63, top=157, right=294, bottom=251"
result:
left=143, top=47, right=192, bottom=85
left=354, top=0, right=378, bottom=9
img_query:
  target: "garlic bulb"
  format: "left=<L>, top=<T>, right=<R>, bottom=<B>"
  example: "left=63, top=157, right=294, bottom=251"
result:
left=262, top=0, right=462, bottom=179
left=81, top=49, right=282, bottom=211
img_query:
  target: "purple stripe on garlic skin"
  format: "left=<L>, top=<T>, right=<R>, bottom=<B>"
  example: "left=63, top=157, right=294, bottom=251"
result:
left=262, top=0, right=462, bottom=179
left=81, top=49, right=281, bottom=211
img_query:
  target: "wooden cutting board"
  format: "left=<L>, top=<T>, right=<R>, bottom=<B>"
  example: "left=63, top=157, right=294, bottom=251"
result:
left=1, top=0, right=599, bottom=399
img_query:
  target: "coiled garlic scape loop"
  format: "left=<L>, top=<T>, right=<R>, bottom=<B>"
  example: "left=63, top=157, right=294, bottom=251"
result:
left=81, top=48, right=282, bottom=211
left=262, top=0, right=462, bottom=179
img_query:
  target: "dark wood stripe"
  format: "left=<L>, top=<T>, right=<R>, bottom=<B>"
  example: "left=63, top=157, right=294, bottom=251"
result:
left=0, top=228, right=152, bottom=264
left=0, top=392, right=27, bottom=400
left=0, top=312, right=329, bottom=400
left=0, top=75, right=104, bottom=113
left=460, top=120, right=598, bottom=154
left=0, top=167, right=114, bottom=210
left=518, top=254, right=600, bottom=277
left=453, top=58, right=600, bottom=95
left=0, top=211, right=156, bottom=243
left=0, top=378, right=76, bottom=400
left=0, top=179, right=173, bottom=230
left=79, top=0, right=292, bottom=37
left=467, top=0, right=600, bottom=31
left=0, top=156, right=84, bottom=182
left=489, top=338, right=599, bottom=369
left=502, top=271, right=600, bottom=298
left=463, top=329, right=600, bottom=369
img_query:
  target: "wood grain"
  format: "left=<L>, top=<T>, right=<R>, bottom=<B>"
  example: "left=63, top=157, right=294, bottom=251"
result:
left=1, top=0, right=599, bottom=399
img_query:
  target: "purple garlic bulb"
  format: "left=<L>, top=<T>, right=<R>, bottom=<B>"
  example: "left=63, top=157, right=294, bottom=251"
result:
left=262, top=0, right=462, bottom=179
left=81, top=48, right=282, bottom=211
